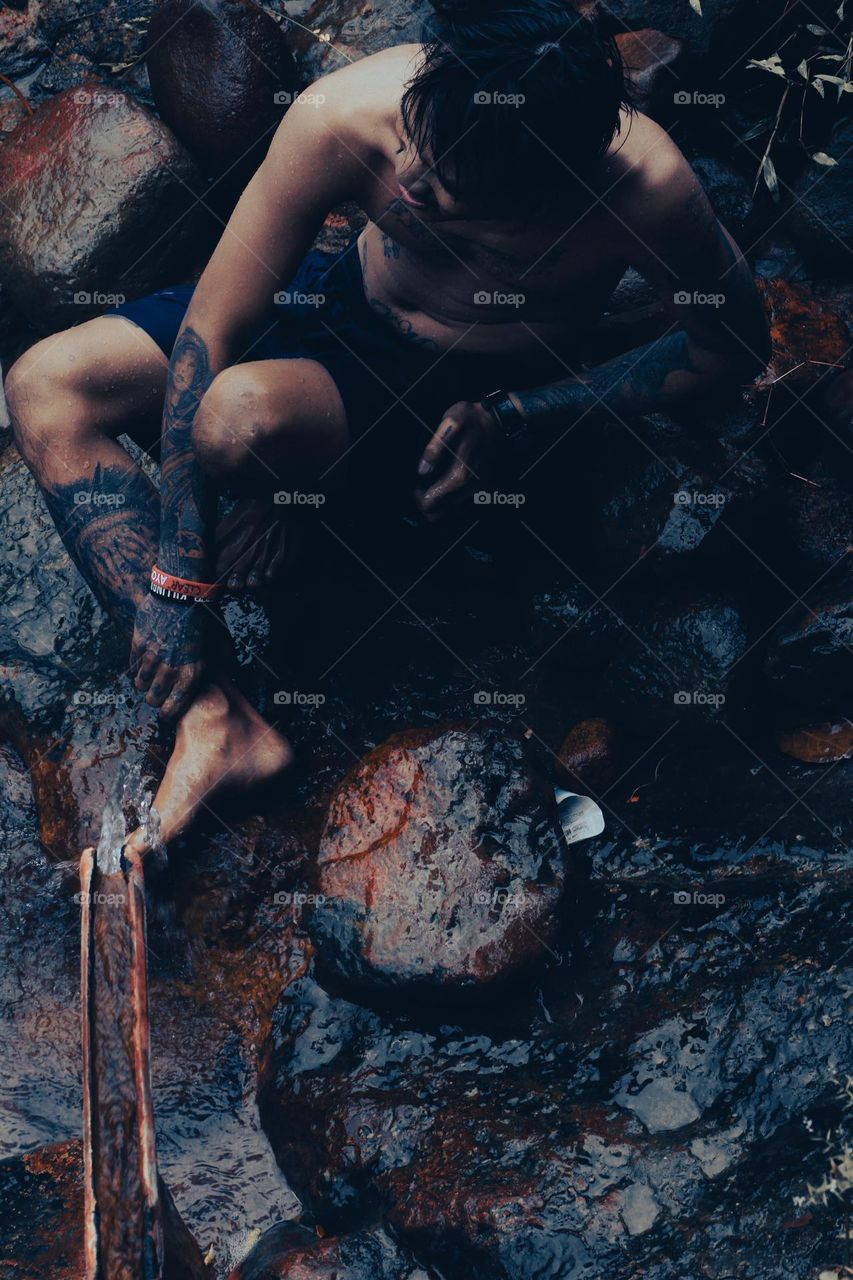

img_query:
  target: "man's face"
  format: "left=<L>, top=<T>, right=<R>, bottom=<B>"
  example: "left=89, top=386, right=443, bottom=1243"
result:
left=394, top=134, right=491, bottom=223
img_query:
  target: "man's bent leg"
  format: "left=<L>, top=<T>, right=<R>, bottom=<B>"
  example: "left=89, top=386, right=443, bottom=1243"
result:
left=194, top=358, right=350, bottom=590
left=6, top=318, right=168, bottom=635
left=6, top=321, right=293, bottom=850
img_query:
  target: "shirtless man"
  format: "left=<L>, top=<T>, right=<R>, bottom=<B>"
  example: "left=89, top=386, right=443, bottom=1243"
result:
left=4, top=0, right=770, bottom=850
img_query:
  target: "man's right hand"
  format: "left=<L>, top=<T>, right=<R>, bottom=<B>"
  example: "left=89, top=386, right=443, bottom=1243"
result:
left=130, top=593, right=211, bottom=720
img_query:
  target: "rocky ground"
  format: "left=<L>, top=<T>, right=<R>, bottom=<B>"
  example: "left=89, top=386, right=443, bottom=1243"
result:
left=0, top=0, right=852, bottom=1277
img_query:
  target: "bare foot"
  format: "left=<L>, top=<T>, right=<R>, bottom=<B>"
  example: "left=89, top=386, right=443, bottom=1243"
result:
left=126, top=681, right=293, bottom=854
left=215, top=498, right=305, bottom=591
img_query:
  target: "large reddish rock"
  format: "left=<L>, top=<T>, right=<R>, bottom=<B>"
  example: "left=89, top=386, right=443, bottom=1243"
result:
left=310, top=724, right=569, bottom=992
left=146, top=0, right=298, bottom=181
left=0, top=82, right=204, bottom=329
left=752, top=278, right=850, bottom=403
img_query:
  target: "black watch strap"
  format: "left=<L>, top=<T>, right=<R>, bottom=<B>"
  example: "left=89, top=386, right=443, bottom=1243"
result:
left=481, top=389, right=528, bottom=448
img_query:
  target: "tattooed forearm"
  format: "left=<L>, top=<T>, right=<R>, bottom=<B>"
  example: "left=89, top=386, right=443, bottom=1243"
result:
left=513, top=252, right=769, bottom=435
left=513, top=331, right=705, bottom=430
left=42, top=463, right=161, bottom=637
left=157, top=325, right=216, bottom=580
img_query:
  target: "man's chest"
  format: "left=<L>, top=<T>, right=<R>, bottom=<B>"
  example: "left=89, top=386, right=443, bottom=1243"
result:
left=370, top=195, right=624, bottom=294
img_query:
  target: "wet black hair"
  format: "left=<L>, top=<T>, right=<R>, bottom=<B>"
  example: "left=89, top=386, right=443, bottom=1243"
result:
left=401, top=0, right=630, bottom=216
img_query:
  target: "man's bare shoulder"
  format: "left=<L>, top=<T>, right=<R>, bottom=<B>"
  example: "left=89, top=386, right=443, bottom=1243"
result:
left=603, top=110, right=709, bottom=233
left=306, top=44, right=423, bottom=143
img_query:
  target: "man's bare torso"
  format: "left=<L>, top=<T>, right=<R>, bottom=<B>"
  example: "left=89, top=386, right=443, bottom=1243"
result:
left=323, top=44, right=673, bottom=358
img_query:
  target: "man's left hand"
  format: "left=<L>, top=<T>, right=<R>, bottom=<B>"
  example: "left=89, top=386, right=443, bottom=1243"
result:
left=414, top=400, right=503, bottom=522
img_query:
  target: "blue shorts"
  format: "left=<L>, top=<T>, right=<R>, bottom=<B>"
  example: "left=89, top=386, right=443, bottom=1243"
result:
left=110, top=237, right=564, bottom=484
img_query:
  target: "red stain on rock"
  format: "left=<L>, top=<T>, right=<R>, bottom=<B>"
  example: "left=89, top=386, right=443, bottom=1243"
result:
left=312, top=724, right=569, bottom=991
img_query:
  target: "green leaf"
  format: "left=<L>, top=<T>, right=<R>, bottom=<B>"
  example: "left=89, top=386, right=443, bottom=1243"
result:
left=761, top=153, right=779, bottom=196
left=747, top=55, right=787, bottom=78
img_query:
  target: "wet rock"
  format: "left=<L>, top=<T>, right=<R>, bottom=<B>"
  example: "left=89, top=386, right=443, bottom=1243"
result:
left=286, top=0, right=429, bottom=81
left=0, top=4, right=45, bottom=79
left=616, top=28, right=684, bottom=116
left=260, top=932, right=849, bottom=1279
left=778, top=721, right=853, bottom=765
left=15, top=0, right=156, bottom=88
left=229, top=1221, right=428, bottom=1279
left=530, top=582, right=625, bottom=673
left=556, top=718, right=621, bottom=794
left=0, top=1140, right=85, bottom=1280
left=605, top=594, right=749, bottom=732
left=788, top=119, right=853, bottom=273
left=752, top=278, right=850, bottom=402
left=765, top=573, right=853, bottom=722
left=146, top=0, right=297, bottom=182
left=565, top=415, right=772, bottom=579
left=616, top=1075, right=702, bottom=1133
left=310, top=723, right=568, bottom=993
left=0, top=82, right=204, bottom=330
left=596, top=0, right=772, bottom=56
left=0, top=1139, right=212, bottom=1280
left=785, top=460, right=853, bottom=576
left=816, top=365, right=853, bottom=452
left=689, top=152, right=755, bottom=240
left=583, top=738, right=852, bottom=882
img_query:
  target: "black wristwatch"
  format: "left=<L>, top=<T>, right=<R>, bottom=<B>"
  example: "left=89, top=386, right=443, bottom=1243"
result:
left=481, top=388, right=529, bottom=450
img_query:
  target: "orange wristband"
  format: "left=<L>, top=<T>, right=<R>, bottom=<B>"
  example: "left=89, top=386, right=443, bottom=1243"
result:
left=150, top=565, right=221, bottom=603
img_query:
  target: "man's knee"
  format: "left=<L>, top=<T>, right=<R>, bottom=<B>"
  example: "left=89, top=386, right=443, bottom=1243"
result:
left=6, top=334, right=95, bottom=460
left=192, top=365, right=288, bottom=479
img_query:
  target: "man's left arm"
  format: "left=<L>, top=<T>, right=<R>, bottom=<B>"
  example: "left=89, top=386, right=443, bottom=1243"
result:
left=507, top=167, right=770, bottom=429
left=416, top=162, right=770, bottom=517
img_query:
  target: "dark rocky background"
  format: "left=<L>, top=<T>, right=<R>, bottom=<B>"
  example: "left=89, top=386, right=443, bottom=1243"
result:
left=0, top=0, right=851, bottom=1277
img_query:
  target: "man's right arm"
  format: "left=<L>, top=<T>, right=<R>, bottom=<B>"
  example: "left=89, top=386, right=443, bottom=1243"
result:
left=131, top=81, right=371, bottom=717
